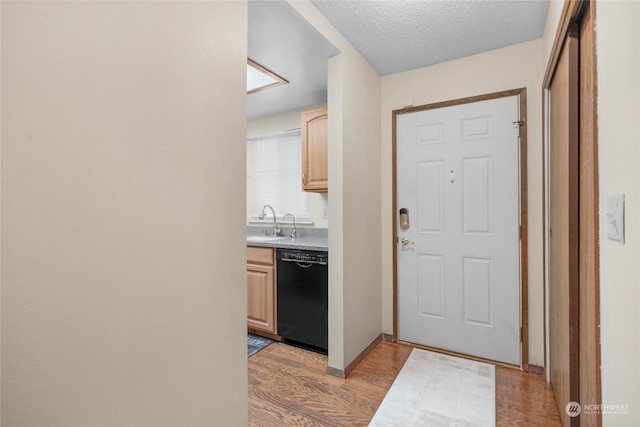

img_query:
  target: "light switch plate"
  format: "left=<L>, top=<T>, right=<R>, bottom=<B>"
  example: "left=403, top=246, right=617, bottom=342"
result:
left=607, top=193, right=625, bottom=242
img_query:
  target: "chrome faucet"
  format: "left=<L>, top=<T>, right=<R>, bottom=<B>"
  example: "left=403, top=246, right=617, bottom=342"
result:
left=282, top=213, right=297, bottom=239
left=259, top=204, right=281, bottom=236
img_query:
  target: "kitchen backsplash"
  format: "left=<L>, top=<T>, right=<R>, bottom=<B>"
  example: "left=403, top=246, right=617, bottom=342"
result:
left=247, top=226, right=328, bottom=239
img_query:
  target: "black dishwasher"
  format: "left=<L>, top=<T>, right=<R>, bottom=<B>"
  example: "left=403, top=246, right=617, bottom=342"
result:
left=277, top=249, right=328, bottom=354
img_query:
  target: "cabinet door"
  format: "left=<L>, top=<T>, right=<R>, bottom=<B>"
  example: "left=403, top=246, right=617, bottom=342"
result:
left=302, top=106, right=328, bottom=192
left=247, top=263, right=276, bottom=334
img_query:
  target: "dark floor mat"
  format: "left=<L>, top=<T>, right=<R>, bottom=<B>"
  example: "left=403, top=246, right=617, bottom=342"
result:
left=248, top=334, right=274, bottom=357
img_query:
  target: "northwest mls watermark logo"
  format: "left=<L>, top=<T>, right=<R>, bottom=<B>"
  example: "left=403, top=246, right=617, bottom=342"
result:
left=566, top=401, right=630, bottom=417
left=566, top=401, right=581, bottom=417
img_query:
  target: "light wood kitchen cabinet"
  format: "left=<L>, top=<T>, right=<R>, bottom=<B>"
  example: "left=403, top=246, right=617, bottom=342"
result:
left=301, top=106, right=328, bottom=192
left=247, top=246, right=277, bottom=337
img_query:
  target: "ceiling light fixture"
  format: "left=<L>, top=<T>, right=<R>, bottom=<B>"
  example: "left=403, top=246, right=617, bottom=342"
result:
left=247, top=59, right=289, bottom=95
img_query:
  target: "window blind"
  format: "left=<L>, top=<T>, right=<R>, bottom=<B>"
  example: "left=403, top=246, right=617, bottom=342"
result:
left=248, top=130, right=310, bottom=222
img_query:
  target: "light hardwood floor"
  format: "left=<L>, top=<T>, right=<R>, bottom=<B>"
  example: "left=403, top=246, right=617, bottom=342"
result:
left=248, top=341, right=562, bottom=426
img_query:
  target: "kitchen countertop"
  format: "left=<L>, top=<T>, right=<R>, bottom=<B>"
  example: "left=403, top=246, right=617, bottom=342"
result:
left=246, top=226, right=328, bottom=252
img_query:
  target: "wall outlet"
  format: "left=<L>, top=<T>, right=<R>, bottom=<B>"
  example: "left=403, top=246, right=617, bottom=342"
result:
left=607, top=193, right=625, bottom=243
left=322, top=208, right=328, bottom=219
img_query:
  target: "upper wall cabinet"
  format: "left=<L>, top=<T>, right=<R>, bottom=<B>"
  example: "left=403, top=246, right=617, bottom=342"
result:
left=301, top=106, right=328, bottom=193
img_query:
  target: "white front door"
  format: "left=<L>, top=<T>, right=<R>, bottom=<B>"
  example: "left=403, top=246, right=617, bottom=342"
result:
left=397, top=95, right=521, bottom=365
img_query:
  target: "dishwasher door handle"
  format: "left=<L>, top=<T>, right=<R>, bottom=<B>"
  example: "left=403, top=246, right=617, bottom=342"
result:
left=280, top=258, right=327, bottom=266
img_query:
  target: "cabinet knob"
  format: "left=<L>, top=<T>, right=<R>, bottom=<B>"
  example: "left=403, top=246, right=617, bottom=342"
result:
left=302, top=173, right=307, bottom=185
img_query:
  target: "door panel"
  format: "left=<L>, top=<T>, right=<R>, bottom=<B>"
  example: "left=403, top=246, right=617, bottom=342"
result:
left=463, top=156, right=493, bottom=235
left=397, top=95, right=521, bottom=365
left=247, top=264, right=276, bottom=333
left=549, top=44, right=571, bottom=425
left=417, top=161, right=444, bottom=233
left=545, top=4, right=601, bottom=425
left=549, top=27, right=580, bottom=427
left=463, top=257, right=494, bottom=327
left=417, top=254, right=445, bottom=319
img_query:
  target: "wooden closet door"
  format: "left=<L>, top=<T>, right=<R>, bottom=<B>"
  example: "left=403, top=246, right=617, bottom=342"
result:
left=549, top=25, right=580, bottom=427
left=546, top=3, right=601, bottom=425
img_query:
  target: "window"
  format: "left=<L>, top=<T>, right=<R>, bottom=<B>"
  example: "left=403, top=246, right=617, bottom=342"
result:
left=248, top=130, right=310, bottom=222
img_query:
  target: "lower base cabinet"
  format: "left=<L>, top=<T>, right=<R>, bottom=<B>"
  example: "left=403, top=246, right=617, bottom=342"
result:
left=247, top=246, right=277, bottom=336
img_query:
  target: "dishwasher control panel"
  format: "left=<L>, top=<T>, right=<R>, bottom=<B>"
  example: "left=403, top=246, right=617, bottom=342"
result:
left=279, top=249, right=327, bottom=265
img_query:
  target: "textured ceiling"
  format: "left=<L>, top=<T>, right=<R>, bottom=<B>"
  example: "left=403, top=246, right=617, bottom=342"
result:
left=248, top=0, right=550, bottom=119
left=310, top=0, right=549, bottom=76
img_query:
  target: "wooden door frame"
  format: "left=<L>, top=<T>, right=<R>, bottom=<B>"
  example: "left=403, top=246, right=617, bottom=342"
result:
left=543, top=0, right=601, bottom=424
left=391, top=88, right=529, bottom=370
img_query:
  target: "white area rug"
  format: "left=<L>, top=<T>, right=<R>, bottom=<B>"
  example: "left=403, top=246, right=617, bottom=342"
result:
left=369, top=348, right=495, bottom=427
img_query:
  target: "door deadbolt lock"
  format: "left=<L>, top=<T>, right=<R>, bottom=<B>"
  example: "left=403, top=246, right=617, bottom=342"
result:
left=400, top=208, right=410, bottom=231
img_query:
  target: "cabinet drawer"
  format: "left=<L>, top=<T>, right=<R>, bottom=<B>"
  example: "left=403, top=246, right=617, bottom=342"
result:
left=247, top=246, right=274, bottom=265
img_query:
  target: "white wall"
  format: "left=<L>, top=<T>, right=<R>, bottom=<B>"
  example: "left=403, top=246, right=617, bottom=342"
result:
left=1, top=2, right=248, bottom=425
left=247, top=109, right=302, bottom=137
left=288, top=1, right=382, bottom=371
left=543, top=0, right=566, bottom=66
left=247, top=108, right=329, bottom=229
left=327, top=54, right=346, bottom=369
left=381, top=39, right=546, bottom=367
left=339, top=51, right=383, bottom=367
left=596, top=1, right=640, bottom=425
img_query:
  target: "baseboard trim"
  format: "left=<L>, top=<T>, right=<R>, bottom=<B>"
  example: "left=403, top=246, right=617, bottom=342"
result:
left=528, top=364, right=545, bottom=376
left=247, top=328, right=280, bottom=342
left=326, top=333, right=383, bottom=379
left=381, top=333, right=394, bottom=342
left=325, top=366, right=345, bottom=379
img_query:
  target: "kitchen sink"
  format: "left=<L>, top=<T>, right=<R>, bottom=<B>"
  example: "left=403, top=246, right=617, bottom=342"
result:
left=246, top=235, right=288, bottom=243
